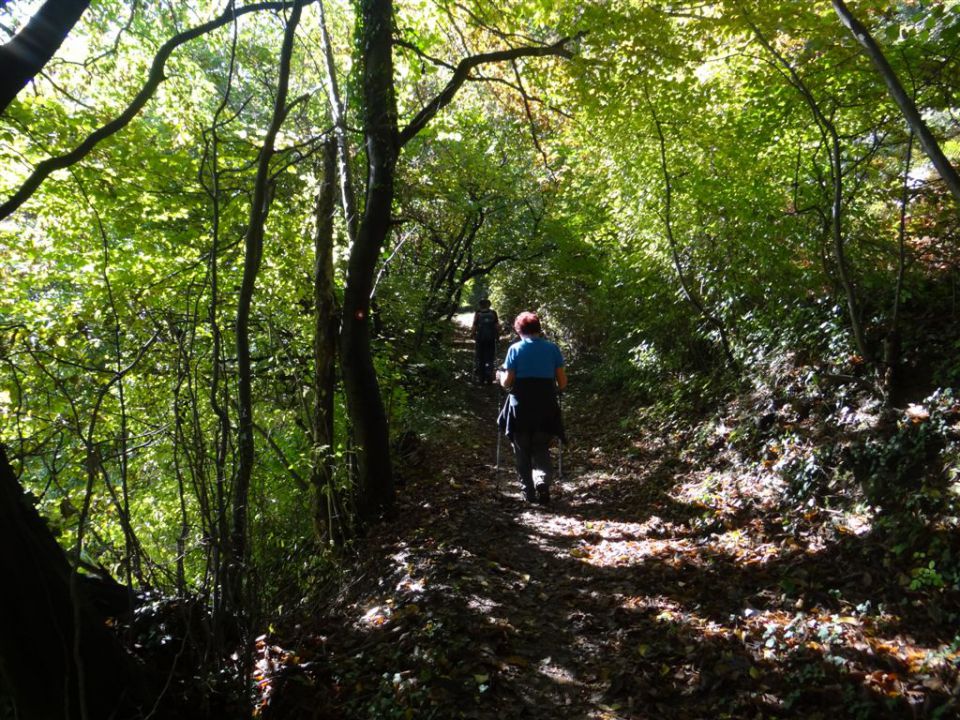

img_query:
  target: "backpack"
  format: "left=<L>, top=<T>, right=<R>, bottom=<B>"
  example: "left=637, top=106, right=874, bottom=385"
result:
left=476, top=309, right=497, bottom=342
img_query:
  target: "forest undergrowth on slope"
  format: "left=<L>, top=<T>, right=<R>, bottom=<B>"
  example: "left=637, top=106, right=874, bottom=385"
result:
left=251, top=322, right=960, bottom=720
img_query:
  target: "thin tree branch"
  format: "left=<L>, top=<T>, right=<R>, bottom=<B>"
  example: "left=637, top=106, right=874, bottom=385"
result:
left=832, top=0, right=960, bottom=206
left=510, top=59, right=553, bottom=175
left=645, top=83, right=739, bottom=374
left=0, top=0, right=317, bottom=222
left=397, top=32, right=585, bottom=148
left=253, top=423, right=307, bottom=491
left=317, top=0, right=359, bottom=244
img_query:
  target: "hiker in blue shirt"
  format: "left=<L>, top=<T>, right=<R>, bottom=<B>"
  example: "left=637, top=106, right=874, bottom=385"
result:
left=471, top=299, right=500, bottom=383
left=496, top=311, right=567, bottom=505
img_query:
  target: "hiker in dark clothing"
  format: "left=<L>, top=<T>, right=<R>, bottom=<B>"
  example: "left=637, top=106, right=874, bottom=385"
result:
left=496, top=311, right=567, bottom=505
left=471, top=299, right=500, bottom=383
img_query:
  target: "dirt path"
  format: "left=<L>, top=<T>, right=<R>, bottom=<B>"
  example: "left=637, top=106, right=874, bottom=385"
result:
left=265, top=328, right=958, bottom=719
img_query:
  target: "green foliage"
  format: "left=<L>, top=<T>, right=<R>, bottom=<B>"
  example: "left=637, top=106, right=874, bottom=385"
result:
left=850, top=390, right=960, bottom=516
left=2, top=0, right=960, bottom=646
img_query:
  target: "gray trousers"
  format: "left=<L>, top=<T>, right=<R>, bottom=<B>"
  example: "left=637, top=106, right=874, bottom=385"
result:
left=511, top=430, right=552, bottom=499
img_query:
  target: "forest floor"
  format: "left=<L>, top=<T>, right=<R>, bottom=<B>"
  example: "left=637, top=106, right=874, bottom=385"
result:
left=263, top=324, right=959, bottom=720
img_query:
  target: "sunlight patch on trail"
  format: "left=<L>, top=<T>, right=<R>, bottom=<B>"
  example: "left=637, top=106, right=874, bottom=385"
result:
left=453, top=310, right=474, bottom=329
left=537, top=656, right=580, bottom=687
left=494, top=447, right=959, bottom=714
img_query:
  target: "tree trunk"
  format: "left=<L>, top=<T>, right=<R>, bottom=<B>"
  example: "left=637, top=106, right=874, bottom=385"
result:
left=827, top=130, right=870, bottom=360
left=0, top=446, right=139, bottom=719
left=233, top=0, right=302, bottom=607
left=312, top=138, right=342, bottom=541
left=318, top=0, right=360, bottom=244
left=884, top=131, right=914, bottom=404
left=0, top=0, right=91, bottom=115
left=831, top=0, right=960, bottom=207
left=340, top=0, right=398, bottom=522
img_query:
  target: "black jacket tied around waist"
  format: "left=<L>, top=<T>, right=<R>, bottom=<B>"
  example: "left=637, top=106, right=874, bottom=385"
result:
left=497, top=377, right=565, bottom=442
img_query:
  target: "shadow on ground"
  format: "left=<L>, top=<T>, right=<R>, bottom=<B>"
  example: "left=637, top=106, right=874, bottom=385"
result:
left=265, top=328, right=959, bottom=720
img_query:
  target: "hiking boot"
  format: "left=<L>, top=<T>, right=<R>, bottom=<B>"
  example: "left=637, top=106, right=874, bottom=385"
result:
left=536, top=485, right=550, bottom=505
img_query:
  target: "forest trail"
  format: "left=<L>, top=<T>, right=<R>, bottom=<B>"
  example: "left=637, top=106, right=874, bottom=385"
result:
left=265, top=323, right=958, bottom=720
left=4, top=3, right=960, bottom=717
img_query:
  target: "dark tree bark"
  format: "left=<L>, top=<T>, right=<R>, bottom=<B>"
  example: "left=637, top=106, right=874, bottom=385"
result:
left=198, top=14, right=240, bottom=648
left=0, top=446, right=140, bottom=719
left=0, top=0, right=91, bottom=115
left=311, top=138, right=343, bottom=542
left=884, top=130, right=913, bottom=404
left=318, top=0, right=359, bottom=244
left=233, top=0, right=303, bottom=608
left=831, top=0, right=960, bottom=207
left=340, top=0, right=398, bottom=523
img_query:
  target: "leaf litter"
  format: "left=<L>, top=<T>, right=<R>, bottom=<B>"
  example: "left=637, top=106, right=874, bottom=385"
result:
left=260, top=369, right=959, bottom=719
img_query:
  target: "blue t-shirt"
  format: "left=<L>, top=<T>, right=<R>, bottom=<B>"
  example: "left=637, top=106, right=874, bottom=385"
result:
left=504, top=336, right=564, bottom=379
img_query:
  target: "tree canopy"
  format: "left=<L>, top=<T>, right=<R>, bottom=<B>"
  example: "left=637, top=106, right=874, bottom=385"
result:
left=1, top=0, right=959, bottom=717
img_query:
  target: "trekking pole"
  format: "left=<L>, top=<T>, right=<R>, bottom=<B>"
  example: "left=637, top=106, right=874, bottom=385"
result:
left=557, top=392, right=564, bottom=482
left=495, top=378, right=502, bottom=491
left=558, top=439, right=563, bottom=481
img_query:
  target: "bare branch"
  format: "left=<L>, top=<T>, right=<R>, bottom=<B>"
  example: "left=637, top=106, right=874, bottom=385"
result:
left=253, top=423, right=307, bottom=491
left=511, top=59, right=553, bottom=175
left=397, top=32, right=585, bottom=148
left=394, top=38, right=458, bottom=72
